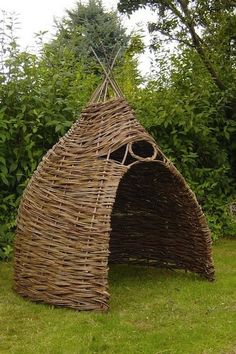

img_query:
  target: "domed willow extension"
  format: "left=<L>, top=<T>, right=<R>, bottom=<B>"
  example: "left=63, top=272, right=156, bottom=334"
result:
left=14, top=52, right=214, bottom=311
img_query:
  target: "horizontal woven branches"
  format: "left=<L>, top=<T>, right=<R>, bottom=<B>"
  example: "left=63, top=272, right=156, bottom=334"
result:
left=14, top=59, right=214, bottom=311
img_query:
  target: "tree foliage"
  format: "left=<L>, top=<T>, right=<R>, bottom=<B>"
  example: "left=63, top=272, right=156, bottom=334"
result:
left=53, top=0, right=129, bottom=66
left=119, top=1, right=236, bottom=89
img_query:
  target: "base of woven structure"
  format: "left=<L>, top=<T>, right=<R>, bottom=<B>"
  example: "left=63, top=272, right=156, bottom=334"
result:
left=14, top=160, right=214, bottom=311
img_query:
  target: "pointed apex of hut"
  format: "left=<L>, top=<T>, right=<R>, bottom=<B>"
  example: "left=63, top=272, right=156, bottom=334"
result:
left=89, top=47, right=124, bottom=103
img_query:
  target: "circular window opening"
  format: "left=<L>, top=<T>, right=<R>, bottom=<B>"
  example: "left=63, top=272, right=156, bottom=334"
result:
left=131, top=140, right=155, bottom=159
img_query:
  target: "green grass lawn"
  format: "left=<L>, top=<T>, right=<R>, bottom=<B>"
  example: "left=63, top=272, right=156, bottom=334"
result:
left=0, top=239, right=236, bottom=354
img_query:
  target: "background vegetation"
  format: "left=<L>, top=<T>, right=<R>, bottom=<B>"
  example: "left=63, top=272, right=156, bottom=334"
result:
left=0, top=0, right=236, bottom=259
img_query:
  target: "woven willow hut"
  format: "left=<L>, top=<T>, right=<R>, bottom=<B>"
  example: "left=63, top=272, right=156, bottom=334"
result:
left=14, top=68, right=214, bottom=311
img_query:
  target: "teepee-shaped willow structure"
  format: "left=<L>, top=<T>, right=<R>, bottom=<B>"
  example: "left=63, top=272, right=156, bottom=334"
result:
left=14, top=56, right=214, bottom=311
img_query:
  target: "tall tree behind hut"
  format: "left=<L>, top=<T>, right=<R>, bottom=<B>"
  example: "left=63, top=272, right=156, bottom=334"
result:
left=51, top=0, right=130, bottom=68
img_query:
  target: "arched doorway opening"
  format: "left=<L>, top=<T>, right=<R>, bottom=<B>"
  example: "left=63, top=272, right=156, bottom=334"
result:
left=109, top=161, right=214, bottom=280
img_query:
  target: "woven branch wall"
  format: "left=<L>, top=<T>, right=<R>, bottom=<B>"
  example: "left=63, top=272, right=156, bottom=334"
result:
left=14, top=96, right=215, bottom=311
